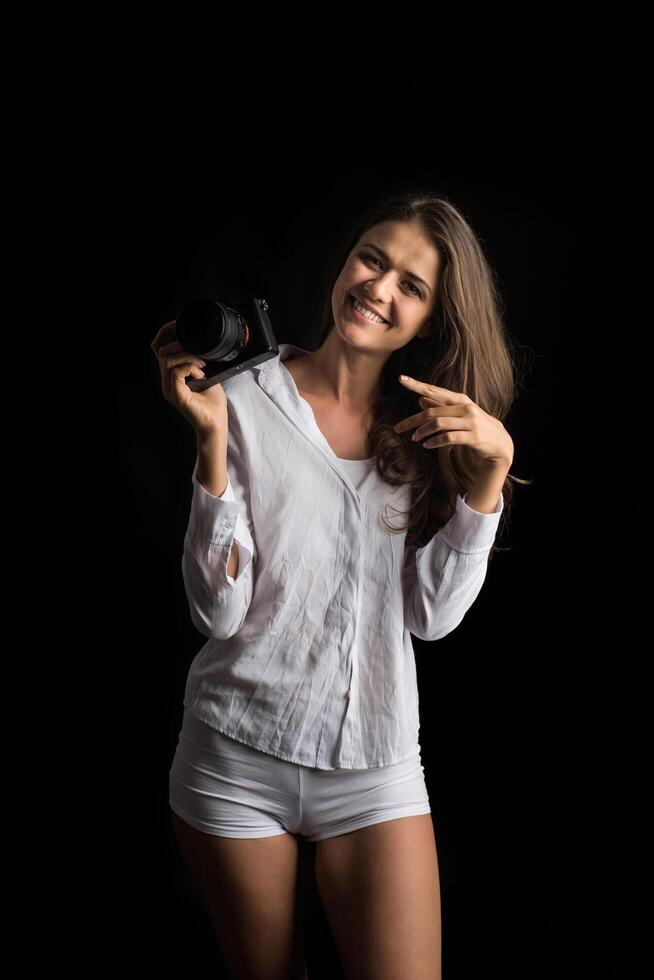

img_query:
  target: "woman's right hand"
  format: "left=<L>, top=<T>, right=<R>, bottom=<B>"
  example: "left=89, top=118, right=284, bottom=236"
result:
left=150, top=320, right=228, bottom=439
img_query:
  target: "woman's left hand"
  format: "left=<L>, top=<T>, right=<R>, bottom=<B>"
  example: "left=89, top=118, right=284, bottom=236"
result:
left=395, top=375, right=514, bottom=466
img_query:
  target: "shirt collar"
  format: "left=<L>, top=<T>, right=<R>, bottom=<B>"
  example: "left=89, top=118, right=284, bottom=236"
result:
left=254, top=343, right=369, bottom=508
left=255, top=342, right=318, bottom=431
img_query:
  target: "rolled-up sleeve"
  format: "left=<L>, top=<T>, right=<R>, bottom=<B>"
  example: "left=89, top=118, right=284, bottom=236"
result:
left=181, top=419, right=256, bottom=640
left=402, top=490, right=504, bottom=642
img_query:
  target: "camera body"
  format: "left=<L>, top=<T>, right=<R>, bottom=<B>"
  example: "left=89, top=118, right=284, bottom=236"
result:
left=173, top=295, right=279, bottom=391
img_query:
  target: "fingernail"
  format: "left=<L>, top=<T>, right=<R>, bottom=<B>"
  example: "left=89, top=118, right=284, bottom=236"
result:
left=400, top=375, right=409, bottom=380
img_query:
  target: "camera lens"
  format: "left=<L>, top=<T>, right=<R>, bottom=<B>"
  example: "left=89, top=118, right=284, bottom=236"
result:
left=175, top=298, right=247, bottom=363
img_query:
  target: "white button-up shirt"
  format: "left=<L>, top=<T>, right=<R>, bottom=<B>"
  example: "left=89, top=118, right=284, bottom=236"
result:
left=181, top=343, right=504, bottom=770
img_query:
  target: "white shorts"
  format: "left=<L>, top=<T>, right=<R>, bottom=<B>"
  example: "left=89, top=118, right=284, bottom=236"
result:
left=169, top=707, right=431, bottom=841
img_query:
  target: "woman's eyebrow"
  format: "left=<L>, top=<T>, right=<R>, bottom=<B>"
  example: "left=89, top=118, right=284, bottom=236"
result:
left=361, top=242, right=432, bottom=294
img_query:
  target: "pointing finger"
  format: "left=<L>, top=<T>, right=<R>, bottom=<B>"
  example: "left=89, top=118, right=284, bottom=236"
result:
left=399, top=375, right=467, bottom=404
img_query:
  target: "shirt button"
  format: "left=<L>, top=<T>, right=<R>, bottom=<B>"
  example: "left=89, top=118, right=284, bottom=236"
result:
left=346, top=689, right=351, bottom=699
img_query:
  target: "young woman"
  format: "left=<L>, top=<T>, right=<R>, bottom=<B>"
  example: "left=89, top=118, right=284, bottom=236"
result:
left=152, top=190, right=525, bottom=980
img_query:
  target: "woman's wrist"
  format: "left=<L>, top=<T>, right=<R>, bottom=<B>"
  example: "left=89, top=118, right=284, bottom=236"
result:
left=195, top=425, right=226, bottom=447
left=195, top=429, right=229, bottom=497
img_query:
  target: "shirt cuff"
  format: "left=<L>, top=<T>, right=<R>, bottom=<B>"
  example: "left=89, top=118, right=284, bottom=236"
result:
left=189, top=461, right=255, bottom=577
left=437, top=490, right=504, bottom=554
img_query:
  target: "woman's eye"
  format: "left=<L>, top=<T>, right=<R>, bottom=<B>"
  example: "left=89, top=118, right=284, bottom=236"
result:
left=359, top=252, right=423, bottom=299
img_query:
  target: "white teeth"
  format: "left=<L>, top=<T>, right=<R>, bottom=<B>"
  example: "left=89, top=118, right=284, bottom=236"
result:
left=351, top=295, right=386, bottom=323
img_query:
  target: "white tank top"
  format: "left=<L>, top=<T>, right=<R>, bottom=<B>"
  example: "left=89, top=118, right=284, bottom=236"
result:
left=335, top=455, right=376, bottom=492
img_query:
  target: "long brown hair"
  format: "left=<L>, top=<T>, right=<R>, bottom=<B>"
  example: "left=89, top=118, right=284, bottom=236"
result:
left=313, top=188, right=533, bottom=559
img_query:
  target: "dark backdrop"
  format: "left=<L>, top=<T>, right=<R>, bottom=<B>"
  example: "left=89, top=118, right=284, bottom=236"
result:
left=20, top=3, right=649, bottom=978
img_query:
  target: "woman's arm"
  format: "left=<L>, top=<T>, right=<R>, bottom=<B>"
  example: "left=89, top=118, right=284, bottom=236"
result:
left=182, top=421, right=256, bottom=638
left=196, top=432, right=238, bottom=579
left=465, top=458, right=511, bottom=514
left=402, top=490, right=503, bottom=641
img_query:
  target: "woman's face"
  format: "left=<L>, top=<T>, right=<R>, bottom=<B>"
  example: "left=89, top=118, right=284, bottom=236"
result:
left=331, top=219, right=441, bottom=355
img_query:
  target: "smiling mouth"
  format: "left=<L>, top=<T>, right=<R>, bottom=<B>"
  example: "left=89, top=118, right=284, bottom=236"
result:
left=348, top=293, right=390, bottom=324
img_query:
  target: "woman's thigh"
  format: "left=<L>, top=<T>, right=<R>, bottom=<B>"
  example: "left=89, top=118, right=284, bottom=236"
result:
left=171, top=810, right=308, bottom=980
left=313, top=812, right=441, bottom=980
left=168, top=710, right=309, bottom=977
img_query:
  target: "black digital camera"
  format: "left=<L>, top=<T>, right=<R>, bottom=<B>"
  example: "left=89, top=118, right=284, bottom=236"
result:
left=173, top=295, right=279, bottom=391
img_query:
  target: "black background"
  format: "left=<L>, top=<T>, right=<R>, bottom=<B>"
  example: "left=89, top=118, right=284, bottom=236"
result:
left=19, top=3, right=650, bottom=978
